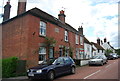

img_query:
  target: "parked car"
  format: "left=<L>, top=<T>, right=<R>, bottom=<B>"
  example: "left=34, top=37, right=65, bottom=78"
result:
left=89, top=55, right=107, bottom=66
left=27, top=57, right=76, bottom=80
left=118, top=55, right=120, bottom=58
left=107, top=53, right=118, bottom=60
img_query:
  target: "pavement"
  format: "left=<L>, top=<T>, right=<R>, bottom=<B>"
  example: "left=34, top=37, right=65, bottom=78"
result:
left=2, top=76, right=28, bottom=80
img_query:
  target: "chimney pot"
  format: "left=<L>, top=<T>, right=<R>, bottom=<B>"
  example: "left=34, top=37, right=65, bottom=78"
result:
left=58, top=10, right=66, bottom=23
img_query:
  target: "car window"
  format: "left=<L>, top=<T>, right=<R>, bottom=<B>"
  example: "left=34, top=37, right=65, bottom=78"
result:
left=56, top=57, right=64, bottom=64
left=64, top=57, right=70, bottom=64
left=93, top=55, right=101, bottom=59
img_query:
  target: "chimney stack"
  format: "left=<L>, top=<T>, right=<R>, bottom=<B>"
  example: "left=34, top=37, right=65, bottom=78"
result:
left=97, top=38, right=100, bottom=45
left=78, top=26, right=83, bottom=35
left=104, top=38, right=107, bottom=43
left=58, top=10, right=66, bottom=23
left=3, top=1, right=11, bottom=21
left=17, top=0, right=26, bottom=15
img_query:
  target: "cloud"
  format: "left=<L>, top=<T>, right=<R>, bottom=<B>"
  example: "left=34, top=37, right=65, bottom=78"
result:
left=0, top=0, right=118, bottom=49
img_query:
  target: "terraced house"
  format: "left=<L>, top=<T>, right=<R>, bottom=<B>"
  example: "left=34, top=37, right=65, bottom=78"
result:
left=1, top=1, right=84, bottom=68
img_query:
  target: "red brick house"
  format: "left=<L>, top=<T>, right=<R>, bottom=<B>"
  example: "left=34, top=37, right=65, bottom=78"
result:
left=1, top=2, right=84, bottom=68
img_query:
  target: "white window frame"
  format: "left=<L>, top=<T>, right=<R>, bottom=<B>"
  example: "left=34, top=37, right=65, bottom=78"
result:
left=39, top=47, right=46, bottom=64
left=76, top=34, right=79, bottom=44
left=65, top=30, right=68, bottom=42
left=39, top=21, right=46, bottom=36
left=80, top=36, right=83, bottom=45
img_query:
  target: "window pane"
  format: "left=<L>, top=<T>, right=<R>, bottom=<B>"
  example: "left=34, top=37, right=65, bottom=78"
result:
left=49, top=48, right=54, bottom=58
left=40, top=21, right=46, bottom=36
left=39, top=47, right=46, bottom=54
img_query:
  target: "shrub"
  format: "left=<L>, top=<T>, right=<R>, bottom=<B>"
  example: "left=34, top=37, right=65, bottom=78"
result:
left=2, top=57, right=18, bottom=78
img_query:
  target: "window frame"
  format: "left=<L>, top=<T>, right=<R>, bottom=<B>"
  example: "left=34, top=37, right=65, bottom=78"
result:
left=38, top=47, right=46, bottom=64
left=39, top=21, right=46, bottom=36
left=65, top=30, right=68, bottom=42
left=76, top=34, right=79, bottom=44
left=80, top=36, right=83, bottom=45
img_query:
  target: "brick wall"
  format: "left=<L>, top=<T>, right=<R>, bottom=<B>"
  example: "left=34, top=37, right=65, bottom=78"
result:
left=2, top=13, right=84, bottom=68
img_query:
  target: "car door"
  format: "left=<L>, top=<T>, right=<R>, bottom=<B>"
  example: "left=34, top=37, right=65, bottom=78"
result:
left=102, top=55, right=107, bottom=63
left=54, top=57, right=65, bottom=75
left=63, top=57, right=71, bottom=73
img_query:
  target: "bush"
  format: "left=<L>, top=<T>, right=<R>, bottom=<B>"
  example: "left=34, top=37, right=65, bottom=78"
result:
left=2, top=57, right=18, bottom=78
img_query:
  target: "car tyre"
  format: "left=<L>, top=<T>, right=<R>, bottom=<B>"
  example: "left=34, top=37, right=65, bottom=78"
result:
left=101, top=62, right=103, bottom=66
left=47, top=71, right=54, bottom=80
left=71, top=67, right=75, bottom=74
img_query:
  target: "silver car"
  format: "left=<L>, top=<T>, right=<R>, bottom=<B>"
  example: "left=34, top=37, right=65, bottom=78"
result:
left=89, top=55, right=107, bottom=66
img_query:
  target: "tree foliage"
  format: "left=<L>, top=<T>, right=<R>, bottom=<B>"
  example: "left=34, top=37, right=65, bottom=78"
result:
left=105, top=49, right=113, bottom=56
left=44, top=37, right=56, bottom=47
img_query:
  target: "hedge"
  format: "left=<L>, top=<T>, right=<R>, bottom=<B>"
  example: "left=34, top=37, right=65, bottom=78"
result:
left=2, top=57, right=18, bottom=78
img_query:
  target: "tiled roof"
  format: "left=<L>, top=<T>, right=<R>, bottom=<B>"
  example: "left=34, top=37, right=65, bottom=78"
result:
left=84, top=37, right=92, bottom=45
left=1, top=7, right=83, bottom=36
left=91, top=42, right=104, bottom=50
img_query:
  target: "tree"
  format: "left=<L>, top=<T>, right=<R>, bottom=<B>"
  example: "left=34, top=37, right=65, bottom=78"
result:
left=105, top=49, right=113, bottom=56
left=115, top=49, right=120, bottom=55
left=44, top=37, right=56, bottom=58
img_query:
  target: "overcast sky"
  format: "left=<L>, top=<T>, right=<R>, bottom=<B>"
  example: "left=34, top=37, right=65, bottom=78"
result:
left=0, top=0, right=119, bottom=49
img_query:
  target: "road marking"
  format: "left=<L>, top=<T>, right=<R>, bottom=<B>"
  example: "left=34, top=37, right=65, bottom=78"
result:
left=84, top=70, right=101, bottom=79
left=105, top=64, right=112, bottom=68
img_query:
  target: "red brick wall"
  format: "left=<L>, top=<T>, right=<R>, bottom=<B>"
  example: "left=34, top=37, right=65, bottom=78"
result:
left=2, top=14, right=84, bottom=68
left=2, top=15, right=29, bottom=60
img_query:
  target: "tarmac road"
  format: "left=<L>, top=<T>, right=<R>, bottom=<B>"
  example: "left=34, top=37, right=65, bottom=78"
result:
left=2, top=59, right=119, bottom=81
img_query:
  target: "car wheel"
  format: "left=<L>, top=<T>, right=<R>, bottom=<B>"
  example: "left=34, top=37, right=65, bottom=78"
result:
left=71, top=67, right=75, bottom=74
left=28, top=77, right=34, bottom=81
left=101, top=62, right=103, bottom=66
left=47, top=71, right=54, bottom=80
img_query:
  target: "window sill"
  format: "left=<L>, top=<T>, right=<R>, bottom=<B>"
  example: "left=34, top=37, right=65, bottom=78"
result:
left=39, top=35, right=46, bottom=38
left=65, top=40, right=69, bottom=43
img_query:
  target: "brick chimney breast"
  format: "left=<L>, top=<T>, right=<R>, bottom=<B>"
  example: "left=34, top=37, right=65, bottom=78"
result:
left=78, top=26, right=83, bottom=35
left=97, top=38, right=100, bottom=45
left=17, top=0, right=27, bottom=15
left=58, top=10, right=66, bottom=23
left=104, top=38, right=107, bottom=43
left=3, top=1, right=11, bottom=21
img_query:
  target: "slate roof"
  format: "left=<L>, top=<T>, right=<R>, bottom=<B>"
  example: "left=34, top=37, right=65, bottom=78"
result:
left=1, top=7, right=83, bottom=36
left=91, top=42, right=104, bottom=50
left=84, top=37, right=92, bottom=45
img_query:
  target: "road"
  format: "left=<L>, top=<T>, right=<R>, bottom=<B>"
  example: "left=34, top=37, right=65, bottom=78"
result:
left=2, top=59, right=119, bottom=81
left=55, top=59, right=119, bottom=80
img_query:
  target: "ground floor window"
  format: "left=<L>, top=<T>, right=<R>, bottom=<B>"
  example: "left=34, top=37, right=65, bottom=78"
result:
left=76, top=48, right=79, bottom=59
left=59, top=48, right=63, bottom=57
left=65, top=49, right=69, bottom=57
left=39, top=47, right=46, bottom=64
left=49, top=48, right=54, bottom=59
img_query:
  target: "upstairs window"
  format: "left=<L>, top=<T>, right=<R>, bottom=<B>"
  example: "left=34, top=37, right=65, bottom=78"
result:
left=76, top=34, right=79, bottom=44
left=65, top=30, right=68, bottom=42
left=80, top=36, right=83, bottom=45
left=40, top=21, right=46, bottom=36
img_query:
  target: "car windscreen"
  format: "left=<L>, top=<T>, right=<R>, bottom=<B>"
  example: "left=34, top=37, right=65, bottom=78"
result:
left=42, top=59, right=56, bottom=65
left=93, top=55, right=102, bottom=59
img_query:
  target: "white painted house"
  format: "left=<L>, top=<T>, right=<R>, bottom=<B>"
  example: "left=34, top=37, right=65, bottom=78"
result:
left=101, top=38, right=115, bottom=53
left=91, top=38, right=105, bottom=56
left=84, top=37, right=92, bottom=59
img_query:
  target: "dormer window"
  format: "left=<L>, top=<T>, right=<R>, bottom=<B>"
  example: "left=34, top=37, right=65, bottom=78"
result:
left=65, top=30, right=68, bottom=42
left=39, top=21, right=46, bottom=36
